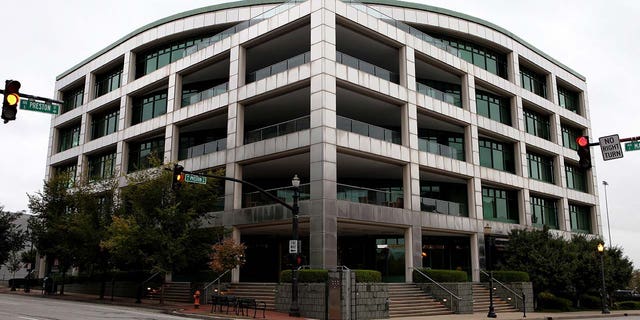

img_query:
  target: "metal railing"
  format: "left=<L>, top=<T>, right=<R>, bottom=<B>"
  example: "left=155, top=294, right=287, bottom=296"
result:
left=202, top=269, right=231, bottom=305
left=420, top=197, right=467, bottom=216
left=410, top=267, right=461, bottom=312
left=243, top=183, right=310, bottom=207
left=337, top=183, right=403, bottom=208
left=416, top=82, right=461, bottom=107
left=181, top=138, right=227, bottom=159
left=244, top=115, right=310, bottom=144
left=337, top=115, right=401, bottom=144
left=340, top=0, right=458, bottom=56
left=247, top=52, right=311, bottom=83
left=181, top=82, right=228, bottom=107
left=417, top=138, right=464, bottom=160
left=480, top=270, right=526, bottom=317
left=336, top=51, right=399, bottom=83
left=184, top=0, right=306, bottom=56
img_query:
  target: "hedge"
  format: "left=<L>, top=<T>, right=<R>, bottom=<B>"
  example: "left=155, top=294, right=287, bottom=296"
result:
left=280, top=269, right=328, bottom=283
left=579, top=294, right=601, bottom=309
left=537, top=292, right=571, bottom=311
left=481, top=270, right=530, bottom=283
left=413, top=268, right=468, bottom=283
left=354, top=270, right=381, bottom=282
left=616, top=301, right=640, bottom=310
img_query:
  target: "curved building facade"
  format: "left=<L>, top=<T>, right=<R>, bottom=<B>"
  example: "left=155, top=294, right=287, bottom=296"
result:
left=49, top=0, right=598, bottom=282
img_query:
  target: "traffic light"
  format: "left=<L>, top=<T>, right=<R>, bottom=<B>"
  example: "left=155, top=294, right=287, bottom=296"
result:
left=2, top=80, right=21, bottom=123
left=576, top=136, right=592, bottom=170
left=172, top=164, right=185, bottom=190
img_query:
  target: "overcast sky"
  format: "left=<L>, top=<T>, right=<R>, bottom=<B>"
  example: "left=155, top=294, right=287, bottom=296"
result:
left=1, top=1, right=639, bottom=267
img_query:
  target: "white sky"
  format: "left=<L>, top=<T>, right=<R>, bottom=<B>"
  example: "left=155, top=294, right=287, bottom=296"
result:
left=1, top=1, right=639, bottom=267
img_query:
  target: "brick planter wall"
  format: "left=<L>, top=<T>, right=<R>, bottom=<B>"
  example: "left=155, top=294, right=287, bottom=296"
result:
left=415, top=282, right=473, bottom=314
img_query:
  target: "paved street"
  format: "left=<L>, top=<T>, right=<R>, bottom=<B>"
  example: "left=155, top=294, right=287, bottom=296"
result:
left=0, top=294, right=191, bottom=320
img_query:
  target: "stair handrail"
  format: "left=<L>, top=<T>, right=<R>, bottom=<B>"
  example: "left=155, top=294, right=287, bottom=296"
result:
left=480, top=269, right=526, bottom=316
left=409, top=267, right=461, bottom=312
left=202, top=269, right=232, bottom=305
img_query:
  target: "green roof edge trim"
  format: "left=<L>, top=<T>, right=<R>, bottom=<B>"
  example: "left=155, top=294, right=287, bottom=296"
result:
left=57, top=0, right=585, bottom=82
left=56, top=0, right=283, bottom=80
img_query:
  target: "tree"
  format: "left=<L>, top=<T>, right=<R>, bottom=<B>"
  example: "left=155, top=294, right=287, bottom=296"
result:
left=101, top=162, right=224, bottom=283
left=500, top=227, right=634, bottom=309
left=6, top=251, right=22, bottom=291
left=0, top=207, right=26, bottom=266
left=209, top=238, right=247, bottom=273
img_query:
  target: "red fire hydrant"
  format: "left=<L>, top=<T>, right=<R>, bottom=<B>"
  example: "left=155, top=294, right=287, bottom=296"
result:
left=193, top=290, right=201, bottom=309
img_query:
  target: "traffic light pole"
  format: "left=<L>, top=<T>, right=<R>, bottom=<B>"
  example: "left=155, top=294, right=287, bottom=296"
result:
left=583, top=135, right=640, bottom=147
left=0, top=89, right=63, bottom=105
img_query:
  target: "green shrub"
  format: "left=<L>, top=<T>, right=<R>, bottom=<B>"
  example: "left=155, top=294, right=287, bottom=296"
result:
left=354, top=270, right=381, bottom=283
left=280, top=269, right=328, bottom=283
left=537, top=292, right=571, bottom=311
left=616, top=301, right=640, bottom=310
left=491, top=271, right=529, bottom=282
left=413, top=268, right=468, bottom=283
left=579, top=294, right=601, bottom=309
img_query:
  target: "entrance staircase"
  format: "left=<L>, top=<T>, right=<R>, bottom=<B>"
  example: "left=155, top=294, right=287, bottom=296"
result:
left=224, top=282, right=277, bottom=310
left=151, top=282, right=192, bottom=303
left=387, top=283, right=453, bottom=317
left=472, top=283, right=518, bottom=313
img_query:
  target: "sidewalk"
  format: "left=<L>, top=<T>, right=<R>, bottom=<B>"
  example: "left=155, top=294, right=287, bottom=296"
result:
left=2, top=285, right=639, bottom=320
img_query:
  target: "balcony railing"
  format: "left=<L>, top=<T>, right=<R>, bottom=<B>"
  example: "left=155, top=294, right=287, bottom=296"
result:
left=212, top=196, right=225, bottom=212
left=340, top=0, right=458, bottom=55
left=244, top=115, right=310, bottom=144
left=181, top=138, right=227, bottom=160
left=337, top=115, right=400, bottom=144
left=337, top=183, right=403, bottom=208
left=418, top=138, right=464, bottom=161
left=336, top=51, right=400, bottom=83
left=182, top=82, right=228, bottom=107
left=184, top=0, right=306, bottom=56
left=243, top=183, right=310, bottom=208
left=420, top=197, right=467, bottom=217
left=416, top=82, right=461, bottom=107
left=247, top=52, right=311, bottom=83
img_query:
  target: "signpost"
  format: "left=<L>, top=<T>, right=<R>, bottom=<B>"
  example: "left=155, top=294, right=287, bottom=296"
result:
left=599, top=134, right=623, bottom=161
left=184, top=173, right=207, bottom=184
left=19, top=100, right=59, bottom=115
left=625, top=141, right=640, bottom=152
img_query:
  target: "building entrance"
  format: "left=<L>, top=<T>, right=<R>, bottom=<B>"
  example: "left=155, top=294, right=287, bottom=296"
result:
left=338, top=236, right=405, bottom=282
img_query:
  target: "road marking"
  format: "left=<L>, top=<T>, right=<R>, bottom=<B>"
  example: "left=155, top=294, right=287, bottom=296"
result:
left=91, top=305, right=188, bottom=319
left=19, top=317, right=41, bottom=320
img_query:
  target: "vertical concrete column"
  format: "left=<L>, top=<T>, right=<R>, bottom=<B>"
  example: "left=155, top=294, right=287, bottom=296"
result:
left=85, top=73, right=95, bottom=104
left=231, top=227, right=241, bottom=283
left=461, top=73, right=474, bottom=111
left=559, top=197, right=570, bottom=232
left=467, top=124, right=479, bottom=167
left=231, top=45, right=246, bottom=89
left=514, top=98, right=526, bottom=177
left=408, top=163, right=420, bottom=212
left=405, top=47, right=416, bottom=94
left=226, top=45, right=244, bottom=211
left=77, top=113, right=90, bottom=179
left=225, top=163, right=242, bottom=210
left=122, top=51, right=135, bottom=86
left=521, top=188, right=531, bottom=227
left=470, top=233, right=480, bottom=282
left=115, top=140, right=125, bottom=179
left=406, top=103, right=418, bottom=150
left=165, top=124, right=179, bottom=163
left=507, top=52, right=520, bottom=86
left=547, top=74, right=558, bottom=105
left=167, top=73, right=180, bottom=114
left=469, top=177, right=482, bottom=219
left=405, top=225, right=422, bottom=283
left=308, top=5, right=338, bottom=269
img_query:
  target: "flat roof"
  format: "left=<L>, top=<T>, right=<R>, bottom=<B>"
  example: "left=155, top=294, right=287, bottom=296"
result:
left=56, top=0, right=585, bottom=81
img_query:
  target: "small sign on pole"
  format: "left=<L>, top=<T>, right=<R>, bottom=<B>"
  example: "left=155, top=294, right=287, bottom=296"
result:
left=599, top=134, right=623, bottom=161
left=19, top=100, right=59, bottom=115
left=625, top=141, right=640, bottom=152
left=289, top=240, right=298, bottom=254
left=184, top=173, right=207, bottom=184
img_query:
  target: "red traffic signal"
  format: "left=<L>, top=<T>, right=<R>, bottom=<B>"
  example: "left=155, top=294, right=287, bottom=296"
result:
left=172, top=164, right=185, bottom=190
left=576, top=136, right=592, bottom=170
left=2, top=80, right=21, bottom=123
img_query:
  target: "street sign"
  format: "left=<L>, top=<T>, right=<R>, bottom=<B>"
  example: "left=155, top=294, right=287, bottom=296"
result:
left=19, top=99, right=59, bottom=115
left=625, top=141, right=640, bottom=152
left=184, top=173, right=207, bottom=184
left=599, top=134, right=623, bottom=161
left=289, top=240, right=300, bottom=254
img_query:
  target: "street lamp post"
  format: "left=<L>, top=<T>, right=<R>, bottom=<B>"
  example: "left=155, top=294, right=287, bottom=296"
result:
left=602, top=181, right=612, bottom=247
left=484, top=224, right=497, bottom=318
left=289, top=174, right=301, bottom=317
left=597, top=243, right=610, bottom=314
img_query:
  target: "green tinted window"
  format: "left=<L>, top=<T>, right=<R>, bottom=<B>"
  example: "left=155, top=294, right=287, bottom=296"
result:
left=524, top=109, right=550, bottom=140
left=131, top=91, right=168, bottom=125
left=476, top=90, right=511, bottom=125
left=479, top=138, right=514, bottom=173
left=527, top=152, right=554, bottom=183
left=520, top=66, right=547, bottom=98
left=482, top=186, right=518, bottom=223
left=565, top=164, right=587, bottom=192
left=530, top=196, right=558, bottom=229
left=569, top=204, right=591, bottom=233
